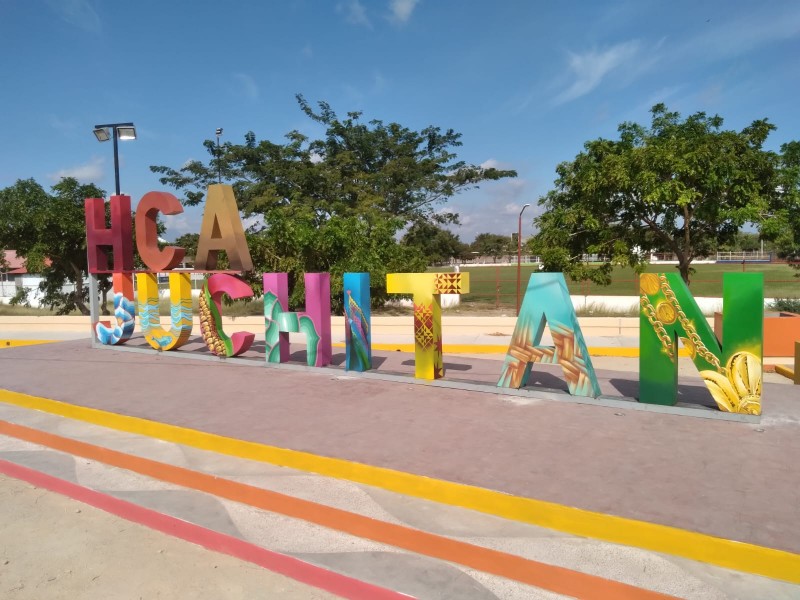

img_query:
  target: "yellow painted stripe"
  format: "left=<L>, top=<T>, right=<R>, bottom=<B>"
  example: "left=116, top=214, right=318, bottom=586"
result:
left=0, top=388, right=797, bottom=584
left=332, top=342, right=690, bottom=358
left=0, top=339, right=61, bottom=348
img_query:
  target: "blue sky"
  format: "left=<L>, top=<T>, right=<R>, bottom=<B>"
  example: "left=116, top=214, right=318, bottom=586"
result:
left=1, top=0, right=799, bottom=242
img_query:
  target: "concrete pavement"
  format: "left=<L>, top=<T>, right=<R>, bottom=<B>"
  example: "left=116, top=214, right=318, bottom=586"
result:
left=0, top=334, right=799, bottom=598
left=1, top=398, right=798, bottom=599
left=0, top=475, right=340, bottom=600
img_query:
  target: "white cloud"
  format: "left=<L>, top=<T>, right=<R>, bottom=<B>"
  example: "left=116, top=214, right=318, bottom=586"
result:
left=160, top=212, right=192, bottom=238
left=503, top=202, right=525, bottom=215
left=46, top=0, right=101, bottom=32
left=232, top=73, right=259, bottom=101
left=448, top=179, right=534, bottom=242
left=554, top=41, right=640, bottom=105
left=480, top=158, right=514, bottom=170
left=338, top=0, right=371, bottom=27
left=301, top=43, right=313, bottom=59
left=48, top=156, right=104, bottom=183
left=161, top=206, right=205, bottom=240
left=389, top=0, right=419, bottom=23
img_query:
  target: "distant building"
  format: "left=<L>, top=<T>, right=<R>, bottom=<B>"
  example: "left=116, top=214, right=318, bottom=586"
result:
left=0, top=250, right=55, bottom=307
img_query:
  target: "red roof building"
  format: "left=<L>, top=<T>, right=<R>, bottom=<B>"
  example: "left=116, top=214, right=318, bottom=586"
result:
left=1, top=250, right=28, bottom=274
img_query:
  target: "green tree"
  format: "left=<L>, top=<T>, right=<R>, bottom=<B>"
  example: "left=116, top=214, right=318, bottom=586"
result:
left=401, top=221, right=468, bottom=266
left=150, top=96, right=515, bottom=307
left=717, top=231, right=761, bottom=253
left=763, top=141, right=800, bottom=272
left=246, top=212, right=427, bottom=311
left=0, top=177, right=105, bottom=315
left=152, top=95, right=516, bottom=224
left=471, top=233, right=511, bottom=262
left=172, top=233, right=200, bottom=262
left=530, top=104, right=779, bottom=284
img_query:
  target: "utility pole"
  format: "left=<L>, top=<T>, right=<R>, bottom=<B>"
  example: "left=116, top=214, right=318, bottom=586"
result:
left=215, top=128, right=223, bottom=184
left=516, top=203, right=531, bottom=315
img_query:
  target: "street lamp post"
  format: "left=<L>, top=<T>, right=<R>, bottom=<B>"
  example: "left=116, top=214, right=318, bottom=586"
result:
left=93, top=122, right=136, bottom=195
left=516, top=203, right=531, bottom=315
left=88, top=122, right=136, bottom=346
left=215, top=128, right=223, bottom=184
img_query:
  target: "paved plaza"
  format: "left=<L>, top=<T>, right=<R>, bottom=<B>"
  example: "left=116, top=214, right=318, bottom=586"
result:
left=0, top=334, right=798, bottom=599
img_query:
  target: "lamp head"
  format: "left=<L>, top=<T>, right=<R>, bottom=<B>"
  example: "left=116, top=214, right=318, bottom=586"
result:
left=93, top=127, right=110, bottom=142
left=116, top=125, right=137, bottom=140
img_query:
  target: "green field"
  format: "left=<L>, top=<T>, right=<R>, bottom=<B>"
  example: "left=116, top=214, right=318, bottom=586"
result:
left=1, top=263, right=796, bottom=318
left=433, top=263, right=800, bottom=306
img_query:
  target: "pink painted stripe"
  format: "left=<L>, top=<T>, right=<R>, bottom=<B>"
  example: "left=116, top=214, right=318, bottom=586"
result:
left=0, top=459, right=413, bottom=600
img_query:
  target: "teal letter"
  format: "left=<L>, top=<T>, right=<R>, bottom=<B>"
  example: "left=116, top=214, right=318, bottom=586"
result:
left=498, top=273, right=600, bottom=397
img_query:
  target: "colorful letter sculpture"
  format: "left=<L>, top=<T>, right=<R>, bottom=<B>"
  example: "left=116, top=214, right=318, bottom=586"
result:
left=639, top=273, right=763, bottom=414
left=94, top=273, right=135, bottom=346
left=85, top=195, right=134, bottom=273
left=198, top=274, right=255, bottom=357
left=497, top=273, right=601, bottom=397
left=386, top=272, right=469, bottom=380
left=344, top=273, right=372, bottom=371
left=134, top=192, right=186, bottom=271
left=194, top=184, right=253, bottom=271
left=263, top=273, right=332, bottom=367
left=136, top=272, right=193, bottom=351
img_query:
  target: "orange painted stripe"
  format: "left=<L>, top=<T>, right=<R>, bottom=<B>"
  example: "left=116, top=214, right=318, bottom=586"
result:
left=0, top=420, right=676, bottom=600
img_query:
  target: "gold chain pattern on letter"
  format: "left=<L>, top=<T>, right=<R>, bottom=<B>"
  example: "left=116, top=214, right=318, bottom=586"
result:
left=658, top=275, right=722, bottom=372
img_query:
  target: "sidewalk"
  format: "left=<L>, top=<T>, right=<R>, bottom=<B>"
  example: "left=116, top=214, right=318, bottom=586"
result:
left=1, top=338, right=799, bottom=597
left=0, top=475, right=338, bottom=600
left=0, top=388, right=797, bottom=599
left=2, top=340, right=799, bottom=550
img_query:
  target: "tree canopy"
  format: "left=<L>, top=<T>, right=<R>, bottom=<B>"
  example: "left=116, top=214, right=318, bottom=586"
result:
left=471, top=233, right=512, bottom=261
left=763, top=140, right=800, bottom=270
left=151, top=96, right=516, bottom=308
left=401, top=221, right=468, bottom=266
left=530, top=104, right=782, bottom=284
left=153, top=96, right=516, bottom=226
left=0, top=177, right=105, bottom=314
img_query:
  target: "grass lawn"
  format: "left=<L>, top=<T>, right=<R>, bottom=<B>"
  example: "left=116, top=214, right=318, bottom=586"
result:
left=2, top=263, right=796, bottom=318
left=432, top=263, right=800, bottom=306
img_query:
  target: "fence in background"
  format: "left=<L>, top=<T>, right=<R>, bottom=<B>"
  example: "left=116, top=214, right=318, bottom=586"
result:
left=455, top=267, right=800, bottom=309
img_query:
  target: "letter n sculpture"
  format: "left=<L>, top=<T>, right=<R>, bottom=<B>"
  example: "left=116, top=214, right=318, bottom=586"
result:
left=386, top=272, right=469, bottom=380
left=639, top=272, right=763, bottom=414
left=497, top=273, right=600, bottom=397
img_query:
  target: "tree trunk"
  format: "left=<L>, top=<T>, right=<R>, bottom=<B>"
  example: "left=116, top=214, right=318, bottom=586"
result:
left=678, top=259, right=691, bottom=285
left=73, top=273, right=90, bottom=316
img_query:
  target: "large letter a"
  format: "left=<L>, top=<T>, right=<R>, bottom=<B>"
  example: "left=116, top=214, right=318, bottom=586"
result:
left=497, top=273, right=600, bottom=398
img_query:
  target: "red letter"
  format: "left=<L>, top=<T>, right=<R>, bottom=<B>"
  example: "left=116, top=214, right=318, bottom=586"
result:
left=135, top=191, right=185, bottom=271
left=85, top=195, right=134, bottom=273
